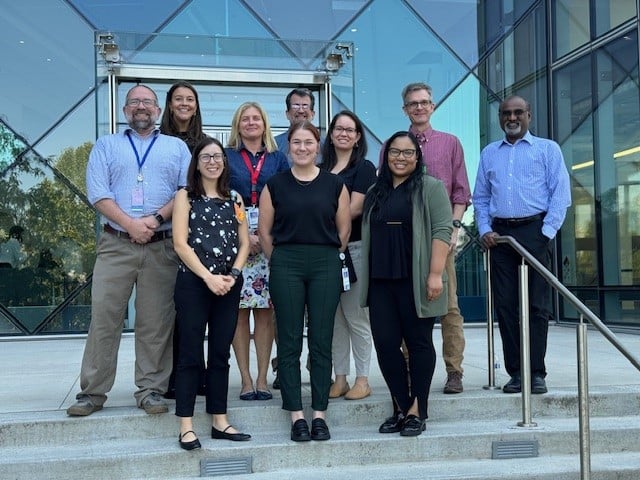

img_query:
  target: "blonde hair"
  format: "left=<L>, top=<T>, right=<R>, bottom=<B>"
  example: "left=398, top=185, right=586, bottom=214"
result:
left=227, top=102, right=278, bottom=152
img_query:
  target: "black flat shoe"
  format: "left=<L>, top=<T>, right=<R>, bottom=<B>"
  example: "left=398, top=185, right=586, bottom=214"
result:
left=211, top=425, right=251, bottom=441
left=379, top=411, right=405, bottom=434
left=400, top=414, right=426, bottom=437
left=310, top=418, right=331, bottom=441
left=290, top=419, right=311, bottom=442
left=178, top=430, right=201, bottom=450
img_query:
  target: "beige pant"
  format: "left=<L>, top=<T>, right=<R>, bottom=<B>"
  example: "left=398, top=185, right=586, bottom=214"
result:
left=78, top=232, right=178, bottom=407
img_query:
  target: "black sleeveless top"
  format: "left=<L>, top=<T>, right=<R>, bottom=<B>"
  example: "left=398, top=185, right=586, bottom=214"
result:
left=179, top=191, right=240, bottom=274
left=267, top=169, right=344, bottom=248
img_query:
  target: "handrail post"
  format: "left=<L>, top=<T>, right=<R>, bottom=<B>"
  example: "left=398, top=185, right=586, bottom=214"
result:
left=577, top=315, right=591, bottom=479
left=483, top=249, right=500, bottom=390
left=517, top=262, right=536, bottom=427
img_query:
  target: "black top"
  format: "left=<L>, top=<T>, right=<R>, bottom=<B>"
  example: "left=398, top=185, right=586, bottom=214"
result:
left=267, top=169, right=344, bottom=248
left=370, top=181, right=413, bottom=279
left=179, top=193, right=239, bottom=274
left=334, top=160, right=377, bottom=243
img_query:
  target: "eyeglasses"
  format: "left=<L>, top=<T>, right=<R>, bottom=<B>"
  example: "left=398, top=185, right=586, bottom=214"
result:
left=198, top=153, right=225, bottom=163
left=500, top=109, right=528, bottom=117
left=388, top=148, right=417, bottom=159
left=290, top=103, right=311, bottom=111
left=333, top=126, right=357, bottom=135
left=404, top=100, right=432, bottom=110
left=126, top=98, right=157, bottom=107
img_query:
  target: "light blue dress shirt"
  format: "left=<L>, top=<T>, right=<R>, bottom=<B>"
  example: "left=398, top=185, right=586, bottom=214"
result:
left=86, top=129, right=190, bottom=231
left=473, top=131, right=571, bottom=239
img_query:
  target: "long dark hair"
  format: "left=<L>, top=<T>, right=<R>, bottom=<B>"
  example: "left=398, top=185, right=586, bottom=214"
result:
left=363, top=131, right=424, bottom=220
left=320, top=110, right=368, bottom=172
left=160, top=81, right=206, bottom=152
left=186, top=137, right=231, bottom=199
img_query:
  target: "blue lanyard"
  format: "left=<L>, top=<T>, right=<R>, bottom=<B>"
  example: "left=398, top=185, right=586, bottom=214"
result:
left=126, top=130, right=158, bottom=178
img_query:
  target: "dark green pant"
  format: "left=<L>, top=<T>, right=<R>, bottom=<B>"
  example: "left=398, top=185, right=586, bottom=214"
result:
left=270, top=244, right=342, bottom=412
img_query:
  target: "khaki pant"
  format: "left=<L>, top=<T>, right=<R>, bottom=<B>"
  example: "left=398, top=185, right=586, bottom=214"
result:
left=77, top=233, right=178, bottom=407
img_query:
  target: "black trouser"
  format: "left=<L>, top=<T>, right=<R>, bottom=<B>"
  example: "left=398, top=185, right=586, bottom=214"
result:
left=369, top=277, right=436, bottom=420
left=174, top=270, right=242, bottom=417
left=269, top=244, right=341, bottom=412
left=490, top=218, right=552, bottom=377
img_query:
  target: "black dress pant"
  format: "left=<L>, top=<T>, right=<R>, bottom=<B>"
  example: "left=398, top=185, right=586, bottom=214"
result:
left=174, top=270, right=242, bottom=417
left=490, top=218, right=552, bottom=377
left=369, top=277, right=436, bottom=420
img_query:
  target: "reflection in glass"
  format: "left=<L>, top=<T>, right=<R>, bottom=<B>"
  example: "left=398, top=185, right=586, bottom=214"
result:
left=340, top=0, right=468, bottom=138
left=553, top=0, right=590, bottom=59
left=594, top=1, right=635, bottom=38
left=478, top=3, right=548, bottom=136
left=0, top=150, right=95, bottom=333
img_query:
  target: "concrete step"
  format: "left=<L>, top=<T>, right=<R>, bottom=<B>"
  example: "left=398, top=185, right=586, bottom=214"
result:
left=2, top=385, right=638, bottom=449
left=1, top=413, right=640, bottom=479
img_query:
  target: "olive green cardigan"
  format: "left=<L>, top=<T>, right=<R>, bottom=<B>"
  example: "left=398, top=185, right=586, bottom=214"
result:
left=359, top=174, right=453, bottom=318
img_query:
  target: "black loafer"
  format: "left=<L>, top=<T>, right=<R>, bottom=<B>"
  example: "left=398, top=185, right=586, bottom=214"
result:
left=503, top=374, right=522, bottom=393
left=178, top=430, right=201, bottom=451
left=379, top=411, right=405, bottom=434
left=291, top=419, right=311, bottom=442
left=310, top=418, right=331, bottom=441
left=211, top=425, right=251, bottom=441
left=400, top=414, right=426, bottom=437
left=532, top=375, right=548, bottom=394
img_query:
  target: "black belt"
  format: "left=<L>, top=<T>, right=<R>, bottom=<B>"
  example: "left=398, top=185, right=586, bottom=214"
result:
left=103, top=224, right=172, bottom=243
left=492, top=212, right=546, bottom=227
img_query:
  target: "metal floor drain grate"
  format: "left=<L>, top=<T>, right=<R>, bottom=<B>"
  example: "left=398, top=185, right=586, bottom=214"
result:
left=491, top=440, right=539, bottom=459
left=200, top=457, right=252, bottom=477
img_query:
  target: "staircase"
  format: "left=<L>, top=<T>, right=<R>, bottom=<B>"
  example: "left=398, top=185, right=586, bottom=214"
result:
left=2, top=384, right=640, bottom=479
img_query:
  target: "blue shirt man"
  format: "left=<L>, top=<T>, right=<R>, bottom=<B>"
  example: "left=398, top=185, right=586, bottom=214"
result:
left=67, top=85, right=191, bottom=417
left=473, top=95, right=571, bottom=395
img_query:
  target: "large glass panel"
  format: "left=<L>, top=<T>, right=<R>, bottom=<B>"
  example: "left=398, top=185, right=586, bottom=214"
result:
left=478, top=2, right=548, bottom=137
left=0, top=1, right=94, bottom=142
left=553, top=55, right=595, bottom=293
left=594, top=0, right=636, bottom=38
left=243, top=0, right=368, bottom=43
left=337, top=0, right=468, bottom=141
left=70, top=0, right=185, bottom=32
left=553, top=0, right=590, bottom=59
left=407, top=0, right=538, bottom=68
left=594, top=32, right=640, bottom=297
left=0, top=151, right=95, bottom=333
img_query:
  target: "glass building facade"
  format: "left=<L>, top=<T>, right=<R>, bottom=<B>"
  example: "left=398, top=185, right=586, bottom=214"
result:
left=1, top=0, right=638, bottom=335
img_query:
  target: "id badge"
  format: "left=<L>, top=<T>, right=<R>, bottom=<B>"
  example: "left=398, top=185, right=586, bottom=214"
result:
left=247, top=206, right=259, bottom=231
left=131, top=186, right=144, bottom=212
left=341, top=266, right=351, bottom=291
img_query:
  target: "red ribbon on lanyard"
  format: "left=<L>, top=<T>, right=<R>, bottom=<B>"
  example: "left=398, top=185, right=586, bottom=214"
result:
left=240, top=150, right=266, bottom=206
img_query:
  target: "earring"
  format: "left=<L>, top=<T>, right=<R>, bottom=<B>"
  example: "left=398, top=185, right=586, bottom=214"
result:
left=355, top=141, right=359, bottom=148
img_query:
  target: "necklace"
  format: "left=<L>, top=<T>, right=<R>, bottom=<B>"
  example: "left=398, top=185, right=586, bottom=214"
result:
left=293, top=176, right=313, bottom=187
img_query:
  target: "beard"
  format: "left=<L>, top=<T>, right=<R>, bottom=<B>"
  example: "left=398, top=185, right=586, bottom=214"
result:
left=126, top=111, right=159, bottom=132
left=504, top=123, right=522, bottom=137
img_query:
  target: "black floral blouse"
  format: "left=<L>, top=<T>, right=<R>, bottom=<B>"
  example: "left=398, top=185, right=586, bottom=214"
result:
left=179, top=192, right=240, bottom=275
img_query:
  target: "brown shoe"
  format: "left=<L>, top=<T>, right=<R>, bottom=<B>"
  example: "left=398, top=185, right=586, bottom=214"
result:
left=67, top=396, right=103, bottom=416
left=443, top=371, right=463, bottom=394
left=344, top=383, right=371, bottom=400
left=329, top=382, right=350, bottom=398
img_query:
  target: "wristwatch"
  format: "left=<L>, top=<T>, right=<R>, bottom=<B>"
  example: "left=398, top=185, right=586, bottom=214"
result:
left=154, top=213, right=165, bottom=225
left=230, top=268, right=241, bottom=280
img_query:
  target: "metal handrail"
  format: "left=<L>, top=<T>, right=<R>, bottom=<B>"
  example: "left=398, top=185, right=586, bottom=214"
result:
left=492, top=235, right=640, bottom=480
left=495, top=235, right=640, bottom=371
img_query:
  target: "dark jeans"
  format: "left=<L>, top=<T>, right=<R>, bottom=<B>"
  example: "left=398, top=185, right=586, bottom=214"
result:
left=174, top=270, right=242, bottom=417
left=269, top=244, right=341, bottom=412
left=490, top=218, right=552, bottom=377
left=369, top=277, right=436, bottom=420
